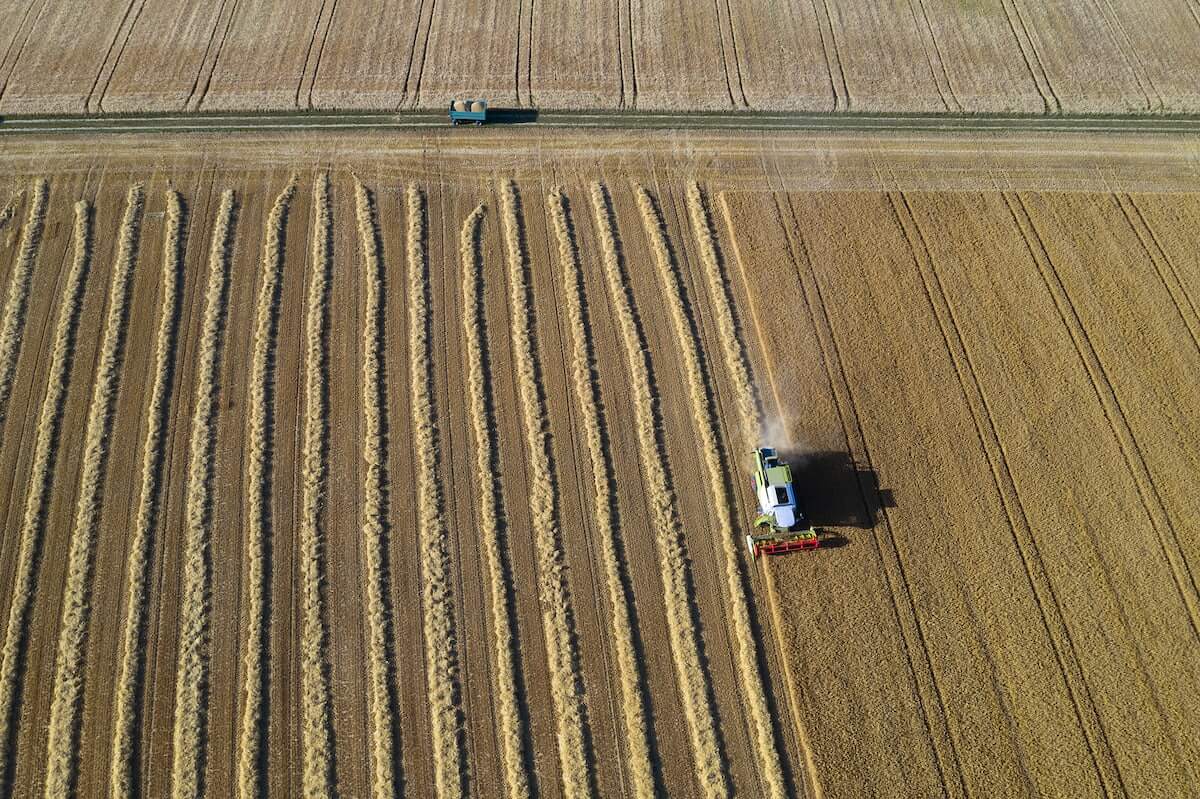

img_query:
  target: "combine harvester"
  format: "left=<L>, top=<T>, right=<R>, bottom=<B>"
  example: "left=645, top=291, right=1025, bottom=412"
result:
left=747, top=446, right=819, bottom=558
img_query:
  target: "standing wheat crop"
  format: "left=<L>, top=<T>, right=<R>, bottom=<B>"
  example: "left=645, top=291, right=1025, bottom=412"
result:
left=0, top=200, right=93, bottom=787
left=171, top=188, right=237, bottom=799
left=44, top=186, right=144, bottom=799
left=110, top=188, right=187, bottom=798
left=588, top=182, right=728, bottom=798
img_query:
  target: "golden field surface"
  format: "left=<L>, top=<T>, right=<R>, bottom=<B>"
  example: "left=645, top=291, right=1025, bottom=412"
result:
left=0, top=130, right=1196, bottom=799
left=2, top=0, right=1200, bottom=113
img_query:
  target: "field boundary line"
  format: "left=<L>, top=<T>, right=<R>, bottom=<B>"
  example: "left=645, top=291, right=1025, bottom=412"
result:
left=459, top=202, right=534, bottom=799
left=998, top=0, right=1060, bottom=113
left=549, top=187, right=657, bottom=797
left=298, top=174, right=337, bottom=796
left=499, top=179, right=595, bottom=799
left=109, top=188, right=187, bottom=798
left=235, top=178, right=295, bottom=799
left=588, top=182, right=728, bottom=798
left=0, top=178, right=47, bottom=433
left=170, top=188, right=237, bottom=799
left=770, top=187, right=968, bottom=799
left=1114, top=193, right=1200, bottom=356
left=0, top=199, right=93, bottom=791
left=186, top=0, right=241, bottom=111
left=1004, top=191, right=1200, bottom=644
left=907, top=0, right=961, bottom=112
left=86, top=0, right=147, bottom=113
left=43, top=184, right=144, bottom=798
left=407, top=183, right=465, bottom=799
left=354, top=179, right=403, bottom=799
left=890, top=190, right=1127, bottom=798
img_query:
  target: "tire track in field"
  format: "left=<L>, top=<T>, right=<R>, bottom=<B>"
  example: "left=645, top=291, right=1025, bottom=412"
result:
left=1114, top=193, right=1200, bottom=356
left=459, top=202, right=533, bottom=799
left=0, top=0, right=48, bottom=104
left=768, top=188, right=968, bottom=799
left=907, top=0, right=960, bottom=112
left=890, top=190, right=1127, bottom=799
left=43, top=185, right=144, bottom=799
left=299, top=174, right=336, bottom=798
left=1003, top=191, right=1200, bottom=642
left=638, top=184, right=785, bottom=799
left=109, top=188, right=186, bottom=799
left=809, top=0, right=849, bottom=109
left=171, top=188, right=236, bottom=799
left=549, top=188, right=656, bottom=798
left=297, top=0, right=338, bottom=109
left=85, top=0, right=146, bottom=113
left=186, top=0, right=241, bottom=111
left=408, top=183, right=465, bottom=799
left=235, top=179, right=295, bottom=799
left=998, top=0, right=1060, bottom=113
left=0, top=199, right=92, bottom=791
left=1089, top=0, right=1160, bottom=111
left=353, top=180, right=402, bottom=799
left=588, top=182, right=727, bottom=799
left=498, top=179, right=594, bottom=799
left=0, top=178, right=48, bottom=434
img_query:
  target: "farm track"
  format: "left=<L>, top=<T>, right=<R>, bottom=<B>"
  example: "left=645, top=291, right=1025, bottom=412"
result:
left=0, top=164, right=1196, bottom=798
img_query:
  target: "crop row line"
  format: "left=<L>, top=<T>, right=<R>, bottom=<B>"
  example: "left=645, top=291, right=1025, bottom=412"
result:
left=0, top=178, right=48, bottom=432
left=680, top=182, right=789, bottom=798
left=548, top=188, right=656, bottom=797
left=499, top=179, right=593, bottom=799
left=110, top=188, right=186, bottom=798
left=236, top=179, right=296, bottom=799
left=44, top=185, right=145, bottom=798
left=354, top=179, right=401, bottom=799
left=408, top=183, right=464, bottom=799
left=299, top=174, right=337, bottom=797
left=171, top=188, right=237, bottom=799
left=588, top=182, right=727, bottom=798
left=458, top=202, right=531, bottom=799
left=0, top=199, right=93, bottom=787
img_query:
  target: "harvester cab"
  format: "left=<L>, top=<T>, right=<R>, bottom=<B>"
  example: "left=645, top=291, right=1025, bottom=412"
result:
left=748, top=447, right=819, bottom=558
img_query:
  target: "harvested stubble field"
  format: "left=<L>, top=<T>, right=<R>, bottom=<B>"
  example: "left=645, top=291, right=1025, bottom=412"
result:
left=0, top=131, right=1196, bottom=798
left=4, top=0, right=1200, bottom=113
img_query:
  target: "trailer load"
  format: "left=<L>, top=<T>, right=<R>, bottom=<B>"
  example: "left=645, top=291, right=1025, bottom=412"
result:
left=449, top=98, right=487, bottom=125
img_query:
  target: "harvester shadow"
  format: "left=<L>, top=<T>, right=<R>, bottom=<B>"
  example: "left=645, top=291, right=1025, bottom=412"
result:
left=775, top=449, right=893, bottom=531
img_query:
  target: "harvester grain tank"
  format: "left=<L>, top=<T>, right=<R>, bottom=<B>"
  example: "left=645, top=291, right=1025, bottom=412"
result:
left=747, top=446, right=819, bottom=558
left=449, top=98, right=488, bottom=125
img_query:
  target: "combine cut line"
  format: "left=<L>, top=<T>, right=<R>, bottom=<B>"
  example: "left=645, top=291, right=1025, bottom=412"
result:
left=299, top=174, right=336, bottom=797
left=458, top=202, right=531, bottom=799
left=548, top=188, right=655, bottom=798
left=407, top=184, right=464, bottom=799
left=0, top=200, right=93, bottom=787
left=0, top=178, right=48, bottom=431
left=499, top=179, right=594, bottom=799
left=681, top=182, right=787, bottom=797
left=171, top=189, right=237, bottom=799
left=588, top=182, right=728, bottom=799
left=44, top=185, right=144, bottom=799
left=354, top=179, right=400, bottom=799
left=237, top=179, right=295, bottom=799
left=110, top=189, right=186, bottom=798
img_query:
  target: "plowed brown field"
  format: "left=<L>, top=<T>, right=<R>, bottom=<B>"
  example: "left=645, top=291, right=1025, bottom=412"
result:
left=0, top=130, right=1196, bottom=798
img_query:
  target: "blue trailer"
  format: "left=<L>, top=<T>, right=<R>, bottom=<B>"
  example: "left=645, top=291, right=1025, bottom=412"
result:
left=449, top=99, right=487, bottom=125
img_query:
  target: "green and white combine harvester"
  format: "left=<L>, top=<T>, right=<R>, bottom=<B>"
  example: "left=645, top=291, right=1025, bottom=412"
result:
left=747, top=447, right=819, bottom=558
